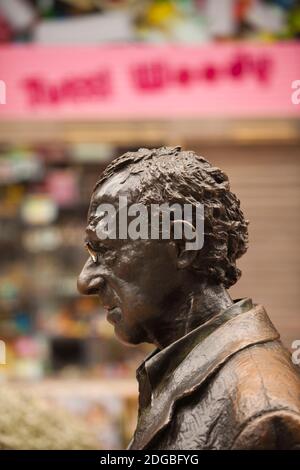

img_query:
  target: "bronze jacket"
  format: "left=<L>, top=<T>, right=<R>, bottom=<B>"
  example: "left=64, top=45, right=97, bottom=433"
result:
left=128, top=299, right=300, bottom=450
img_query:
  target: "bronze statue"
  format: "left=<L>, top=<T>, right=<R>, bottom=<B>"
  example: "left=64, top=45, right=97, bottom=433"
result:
left=78, top=146, right=300, bottom=450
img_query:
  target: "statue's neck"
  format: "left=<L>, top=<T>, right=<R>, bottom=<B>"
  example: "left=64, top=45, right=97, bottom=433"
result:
left=145, top=283, right=233, bottom=350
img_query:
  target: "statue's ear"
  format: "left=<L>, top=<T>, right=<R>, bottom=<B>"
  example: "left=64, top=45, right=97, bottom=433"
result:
left=176, top=242, right=198, bottom=269
left=171, top=219, right=199, bottom=269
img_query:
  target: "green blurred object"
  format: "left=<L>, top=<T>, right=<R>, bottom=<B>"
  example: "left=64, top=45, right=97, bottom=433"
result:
left=288, top=4, right=300, bottom=35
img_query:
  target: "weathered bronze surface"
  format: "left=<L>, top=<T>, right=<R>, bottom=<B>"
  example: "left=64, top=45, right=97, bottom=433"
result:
left=78, top=147, right=300, bottom=450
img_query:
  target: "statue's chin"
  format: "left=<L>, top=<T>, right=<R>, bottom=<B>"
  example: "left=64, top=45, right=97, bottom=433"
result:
left=114, top=326, right=144, bottom=347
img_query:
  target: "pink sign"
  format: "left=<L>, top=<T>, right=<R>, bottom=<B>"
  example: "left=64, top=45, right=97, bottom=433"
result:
left=0, top=43, right=299, bottom=119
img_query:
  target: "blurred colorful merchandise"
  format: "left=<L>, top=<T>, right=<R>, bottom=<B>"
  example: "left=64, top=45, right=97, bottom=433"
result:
left=0, top=0, right=299, bottom=43
left=0, top=139, right=143, bottom=449
left=0, top=143, right=148, bottom=381
left=0, top=149, right=43, bottom=184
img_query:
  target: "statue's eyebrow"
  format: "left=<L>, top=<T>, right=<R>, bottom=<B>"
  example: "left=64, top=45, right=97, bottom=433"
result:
left=86, top=213, right=102, bottom=231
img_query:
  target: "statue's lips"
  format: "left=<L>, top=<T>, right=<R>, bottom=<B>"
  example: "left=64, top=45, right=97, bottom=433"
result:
left=105, top=306, right=122, bottom=325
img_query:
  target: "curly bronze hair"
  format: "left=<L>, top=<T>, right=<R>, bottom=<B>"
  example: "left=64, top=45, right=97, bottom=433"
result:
left=93, top=146, right=249, bottom=288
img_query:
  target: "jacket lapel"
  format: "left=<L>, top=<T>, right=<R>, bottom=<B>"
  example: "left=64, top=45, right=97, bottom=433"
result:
left=128, top=305, right=279, bottom=450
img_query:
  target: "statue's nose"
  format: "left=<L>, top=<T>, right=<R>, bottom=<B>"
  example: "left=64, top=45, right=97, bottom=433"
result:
left=77, top=262, right=105, bottom=295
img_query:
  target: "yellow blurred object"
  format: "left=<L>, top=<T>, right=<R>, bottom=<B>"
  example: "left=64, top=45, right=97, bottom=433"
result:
left=147, top=1, right=179, bottom=27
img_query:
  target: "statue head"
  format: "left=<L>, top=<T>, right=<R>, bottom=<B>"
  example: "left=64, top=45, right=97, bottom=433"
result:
left=77, top=147, right=248, bottom=346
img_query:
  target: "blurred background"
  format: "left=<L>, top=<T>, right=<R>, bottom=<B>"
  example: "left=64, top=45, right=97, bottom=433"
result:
left=0, top=0, right=299, bottom=450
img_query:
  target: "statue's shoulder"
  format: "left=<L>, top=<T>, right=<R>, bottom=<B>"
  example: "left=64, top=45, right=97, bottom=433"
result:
left=178, top=337, right=300, bottom=449
left=221, top=337, right=300, bottom=405
left=226, top=342, right=300, bottom=449
left=212, top=337, right=300, bottom=446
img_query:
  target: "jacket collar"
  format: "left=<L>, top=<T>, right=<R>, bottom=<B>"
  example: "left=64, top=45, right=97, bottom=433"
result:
left=137, top=298, right=253, bottom=396
left=128, top=301, right=279, bottom=450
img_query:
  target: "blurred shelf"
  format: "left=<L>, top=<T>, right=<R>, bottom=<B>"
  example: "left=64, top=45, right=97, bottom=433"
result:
left=8, top=378, right=138, bottom=399
left=0, top=118, right=300, bottom=145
